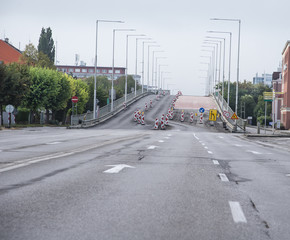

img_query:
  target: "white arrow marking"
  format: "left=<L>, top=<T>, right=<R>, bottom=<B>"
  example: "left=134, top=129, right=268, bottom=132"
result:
left=229, top=201, right=247, bottom=223
left=219, top=173, right=229, bottom=182
left=104, top=164, right=135, bottom=174
left=148, top=145, right=158, bottom=150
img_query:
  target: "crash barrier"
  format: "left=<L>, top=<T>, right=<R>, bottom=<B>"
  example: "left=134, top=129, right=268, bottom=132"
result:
left=180, top=110, right=185, bottom=122
left=160, top=114, right=165, bottom=130
left=212, top=92, right=243, bottom=132
left=190, top=112, right=194, bottom=123
left=72, top=89, right=151, bottom=128
left=141, top=112, right=145, bottom=125
left=154, top=118, right=159, bottom=129
left=199, top=113, right=203, bottom=124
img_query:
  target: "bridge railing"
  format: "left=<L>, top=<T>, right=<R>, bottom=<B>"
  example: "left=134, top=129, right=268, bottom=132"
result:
left=212, top=92, right=244, bottom=131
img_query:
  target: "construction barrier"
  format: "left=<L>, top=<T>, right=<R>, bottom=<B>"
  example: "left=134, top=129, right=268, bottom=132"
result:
left=180, top=110, right=184, bottom=122
left=165, top=114, right=169, bottom=126
left=161, top=114, right=165, bottom=130
left=190, top=112, right=194, bottom=123
left=199, top=113, right=203, bottom=124
left=141, top=112, right=145, bottom=125
left=154, top=118, right=159, bottom=129
left=134, top=110, right=138, bottom=122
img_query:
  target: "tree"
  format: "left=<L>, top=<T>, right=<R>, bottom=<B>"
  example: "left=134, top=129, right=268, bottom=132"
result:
left=0, top=63, right=31, bottom=125
left=21, top=43, right=55, bottom=69
left=38, top=27, right=55, bottom=63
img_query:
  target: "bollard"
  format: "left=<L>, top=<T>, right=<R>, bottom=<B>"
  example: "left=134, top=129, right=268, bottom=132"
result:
left=141, top=112, right=145, bottom=125
left=190, top=113, right=194, bottom=123
left=257, top=122, right=260, bottom=134
left=199, top=113, right=203, bottom=124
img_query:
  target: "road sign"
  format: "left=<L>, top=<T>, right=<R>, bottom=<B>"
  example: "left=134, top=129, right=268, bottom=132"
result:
left=199, top=107, right=205, bottom=113
left=263, top=92, right=273, bottom=102
left=231, top=112, right=239, bottom=120
left=209, top=109, right=217, bottom=121
left=223, top=111, right=230, bottom=118
left=5, top=104, right=14, bottom=113
left=72, top=96, right=78, bottom=103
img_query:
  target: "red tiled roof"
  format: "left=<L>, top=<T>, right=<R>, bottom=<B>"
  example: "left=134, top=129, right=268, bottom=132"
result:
left=0, top=40, right=22, bottom=64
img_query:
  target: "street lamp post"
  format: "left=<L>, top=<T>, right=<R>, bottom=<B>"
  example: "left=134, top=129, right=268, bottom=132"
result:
left=142, top=41, right=156, bottom=93
left=208, top=31, right=232, bottom=110
left=155, top=57, right=167, bottom=89
left=125, top=34, right=144, bottom=103
left=211, top=18, right=241, bottom=130
left=202, top=44, right=218, bottom=92
left=147, top=45, right=160, bottom=92
left=94, top=20, right=124, bottom=119
left=201, top=48, right=216, bottom=93
left=135, top=38, right=151, bottom=96
left=200, top=56, right=212, bottom=95
left=152, top=51, right=164, bottom=92
left=158, top=66, right=169, bottom=90
left=111, top=29, right=135, bottom=112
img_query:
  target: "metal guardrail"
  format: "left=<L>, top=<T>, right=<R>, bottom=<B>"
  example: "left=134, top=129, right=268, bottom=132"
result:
left=212, top=92, right=244, bottom=132
left=71, top=89, right=151, bottom=128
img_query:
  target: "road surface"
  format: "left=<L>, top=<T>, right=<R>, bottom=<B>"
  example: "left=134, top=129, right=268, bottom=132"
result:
left=0, top=94, right=290, bottom=240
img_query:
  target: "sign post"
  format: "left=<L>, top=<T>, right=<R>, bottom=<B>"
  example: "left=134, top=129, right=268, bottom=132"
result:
left=5, top=104, right=14, bottom=128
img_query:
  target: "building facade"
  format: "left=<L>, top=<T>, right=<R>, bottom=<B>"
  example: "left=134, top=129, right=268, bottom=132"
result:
left=0, top=39, right=22, bottom=64
left=253, top=73, right=272, bottom=87
left=56, top=65, right=125, bottom=80
left=281, top=41, right=290, bottom=129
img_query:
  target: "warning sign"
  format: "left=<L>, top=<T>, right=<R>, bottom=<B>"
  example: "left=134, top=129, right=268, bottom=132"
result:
left=209, top=109, right=217, bottom=121
left=231, top=112, right=239, bottom=120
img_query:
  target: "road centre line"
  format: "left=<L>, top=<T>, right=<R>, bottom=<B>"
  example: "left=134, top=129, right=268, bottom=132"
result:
left=234, top=144, right=243, bottom=147
left=158, top=140, right=164, bottom=143
left=193, top=133, right=199, bottom=140
left=201, top=143, right=205, bottom=146
left=148, top=145, right=158, bottom=150
left=204, top=146, right=208, bottom=149
left=213, top=160, right=219, bottom=165
left=229, top=201, right=247, bottom=223
left=218, top=136, right=224, bottom=139
left=46, top=141, right=62, bottom=145
left=219, top=173, right=229, bottom=182
left=246, top=150, right=262, bottom=155
left=207, top=151, right=213, bottom=154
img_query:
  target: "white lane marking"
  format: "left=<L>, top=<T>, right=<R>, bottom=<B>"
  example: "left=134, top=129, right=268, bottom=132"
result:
left=167, top=134, right=172, bottom=137
left=234, top=144, right=243, bottom=147
left=219, top=173, right=229, bottom=182
left=218, top=136, right=224, bottom=139
left=246, top=150, right=262, bottom=155
left=46, top=142, right=62, bottom=145
left=193, top=133, right=199, bottom=140
left=286, top=174, right=290, bottom=177
left=201, top=143, right=205, bottom=146
left=104, top=164, right=135, bottom=173
left=208, top=151, right=213, bottom=154
left=204, top=146, right=208, bottom=149
left=229, top=201, right=247, bottom=223
left=164, top=137, right=170, bottom=139
left=148, top=145, right=158, bottom=150
left=158, top=140, right=164, bottom=143
left=213, top=160, right=219, bottom=165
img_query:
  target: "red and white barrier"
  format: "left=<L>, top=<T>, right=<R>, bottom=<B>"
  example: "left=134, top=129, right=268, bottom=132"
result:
left=137, top=111, right=142, bottom=124
left=199, top=113, right=203, bottom=124
left=190, top=112, right=194, bottom=123
left=165, top=114, right=169, bottom=126
left=141, top=112, right=145, bottom=125
left=123, top=102, right=127, bottom=109
left=161, top=114, right=165, bottom=130
left=134, top=111, right=138, bottom=122
left=180, top=111, right=184, bottom=122
left=154, top=118, right=159, bottom=129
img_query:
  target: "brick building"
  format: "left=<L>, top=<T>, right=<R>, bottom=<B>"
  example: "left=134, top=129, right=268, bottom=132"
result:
left=56, top=65, right=125, bottom=80
left=272, top=69, right=282, bottom=125
left=281, top=41, right=290, bottom=129
left=0, top=39, right=22, bottom=64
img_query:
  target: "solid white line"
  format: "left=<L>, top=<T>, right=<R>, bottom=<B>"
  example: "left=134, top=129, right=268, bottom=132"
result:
left=219, top=173, right=229, bottom=182
left=46, top=142, right=62, bottom=145
left=158, top=140, right=164, bottom=143
left=207, top=151, right=213, bottom=154
left=213, top=160, right=219, bottom=165
left=193, top=133, right=199, bottom=140
left=148, top=145, right=157, bottom=150
left=229, top=201, right=247, bottom=223
left=234, top=144, right=243, bottom=147
left=246, top=150, right=262, bottom=155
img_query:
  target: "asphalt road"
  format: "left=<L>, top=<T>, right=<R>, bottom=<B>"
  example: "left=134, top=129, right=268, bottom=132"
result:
left=0, top=94, right=290, bottom=240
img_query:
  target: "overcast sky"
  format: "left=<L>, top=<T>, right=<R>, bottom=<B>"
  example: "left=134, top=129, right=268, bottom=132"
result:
left=1, top=0, right=290, bottom=95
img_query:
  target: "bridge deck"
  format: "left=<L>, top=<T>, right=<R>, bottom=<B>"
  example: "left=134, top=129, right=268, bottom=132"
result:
left=174, top=96, right=217, bottom=110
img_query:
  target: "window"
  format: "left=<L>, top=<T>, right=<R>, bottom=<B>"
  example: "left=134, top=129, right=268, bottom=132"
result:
left=108, top=70, right=113, bottom=74
left=115, top=70, right=120, bottom=74
left=82, top=68, right=87, bottom=73
left=102, top=69, right=107, bottom=73
left=88, top=69, right=94, bottom=73
left=75, top=68, right=80, bottom=73
left=97, top=69, right=100, bottom=73
left=69, top=68, right=74, bottom=72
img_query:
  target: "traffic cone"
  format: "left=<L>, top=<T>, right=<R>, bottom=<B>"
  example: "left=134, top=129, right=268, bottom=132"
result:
left=154, top=118, right=159, bottom=129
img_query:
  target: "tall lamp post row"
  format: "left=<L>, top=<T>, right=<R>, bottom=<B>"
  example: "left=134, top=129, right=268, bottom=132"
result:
left=201, top=18, right=241, bottom=130
left=94, top=20, right=169, bottom=118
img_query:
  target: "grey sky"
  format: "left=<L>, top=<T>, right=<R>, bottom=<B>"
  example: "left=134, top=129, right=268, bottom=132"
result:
left=1, top=0, right=289, bottom=95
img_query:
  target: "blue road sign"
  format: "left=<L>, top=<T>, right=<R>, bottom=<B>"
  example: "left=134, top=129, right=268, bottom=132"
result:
left=199, top=107, right=205, bottom=113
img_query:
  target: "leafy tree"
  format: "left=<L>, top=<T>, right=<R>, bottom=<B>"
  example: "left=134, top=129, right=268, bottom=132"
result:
left=21, top=43, right=55, bottom=69
left=0, top=63, right=31, bottom=125
left=38, top=27, right=55, bottom=63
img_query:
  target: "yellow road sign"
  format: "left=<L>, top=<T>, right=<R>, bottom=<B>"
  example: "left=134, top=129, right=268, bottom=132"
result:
left=209, top=109, right=217, bottom=121
left=231, top=112, right=239, bottom=120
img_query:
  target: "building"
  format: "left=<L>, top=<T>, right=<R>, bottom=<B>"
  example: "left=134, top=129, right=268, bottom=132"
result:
left=281, top=41, right=290, bottom=129
left=0, top=38, right=22, bottom=64
left=56, top=65, right=126, bottom=80
left=253, top=73, right=272, bottom=87
left=272, top=68, right=282, bottom=125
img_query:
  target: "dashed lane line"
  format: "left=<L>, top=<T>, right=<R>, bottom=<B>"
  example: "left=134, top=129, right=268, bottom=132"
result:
left=213, top=160, right=219, bottom=165
left=204, top=146, right=208, bottom=149
left=147, top=145, right=158, bottom=150
left=158, top=140, right=165, bottom=143
left=46, top=142, right=62, bottom=145
left=229, top=201, right=247, bottom=223
left=207, top=151, right=213, bottom=154
left=193, top=133, right=199, bottom=140
left=219, top=173, right=229, bottom=182
left=246, top=150, right=262, bottom=155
